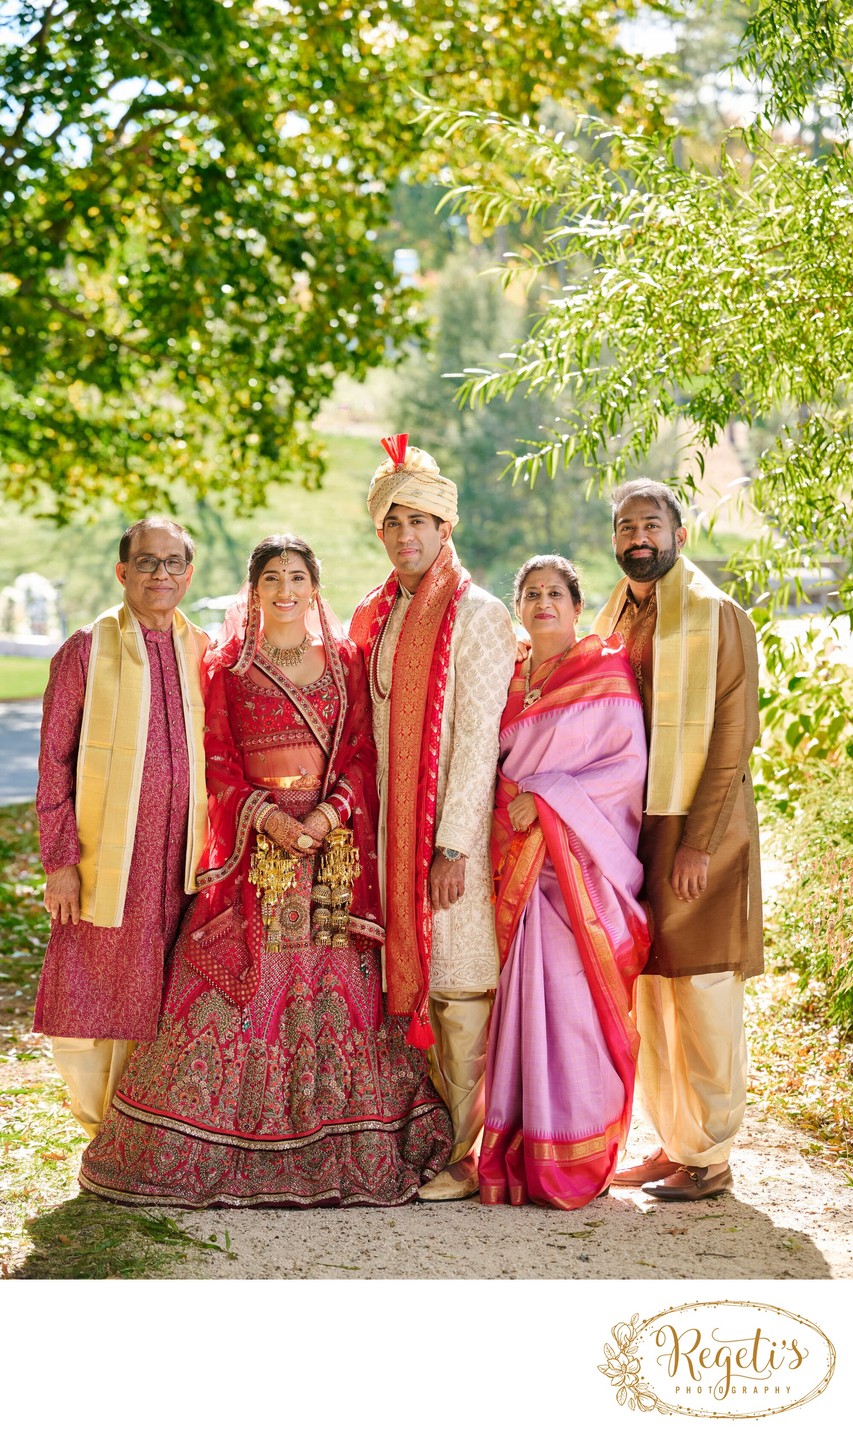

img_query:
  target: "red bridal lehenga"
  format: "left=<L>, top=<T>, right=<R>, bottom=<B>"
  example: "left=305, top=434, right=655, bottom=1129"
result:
left=79, top=600, right=453, bottom=1208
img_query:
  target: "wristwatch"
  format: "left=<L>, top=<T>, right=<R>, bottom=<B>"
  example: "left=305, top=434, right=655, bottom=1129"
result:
left=437, top=846, right=463, bottom=861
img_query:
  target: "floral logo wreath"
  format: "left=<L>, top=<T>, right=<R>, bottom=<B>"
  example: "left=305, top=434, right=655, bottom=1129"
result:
left=598, top=1316, right=671, bottom=1415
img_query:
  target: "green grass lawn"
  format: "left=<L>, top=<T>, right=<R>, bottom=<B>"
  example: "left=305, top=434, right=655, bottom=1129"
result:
left=0, top=433, right=395, bottom=637
left=0, top=412, right=753, bottom=641
left=0, top=657, right=51, bottom=701
left=0, top=803, right=230, bottom=1277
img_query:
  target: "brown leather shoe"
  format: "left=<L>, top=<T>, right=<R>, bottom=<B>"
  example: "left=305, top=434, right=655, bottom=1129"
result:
left=642, top=1164, right=733, bottom=1201
left=611, top=1147, right=680, bottom=1187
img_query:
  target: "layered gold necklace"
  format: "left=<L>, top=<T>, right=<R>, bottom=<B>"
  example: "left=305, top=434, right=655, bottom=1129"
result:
left=261, top=633, right=310, bottom=667
left=523, top=641, right=576, bottom=709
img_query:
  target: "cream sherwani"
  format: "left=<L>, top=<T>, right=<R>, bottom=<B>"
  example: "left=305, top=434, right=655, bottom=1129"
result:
left=372, top=581, right=516, bottom=1160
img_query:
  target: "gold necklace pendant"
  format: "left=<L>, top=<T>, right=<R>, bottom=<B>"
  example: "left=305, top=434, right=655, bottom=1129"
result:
left=524, top=640, right=575, bottom=708
left=262, top=633, right=310, bottom=667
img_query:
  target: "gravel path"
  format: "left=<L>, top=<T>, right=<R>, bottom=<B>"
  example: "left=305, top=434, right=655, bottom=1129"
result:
left=171, top=1105, right=852, bottom=1280
left=167, top=850, right=853, bottom=1281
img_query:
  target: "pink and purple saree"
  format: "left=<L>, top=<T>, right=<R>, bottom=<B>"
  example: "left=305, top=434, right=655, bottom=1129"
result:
left=480, top=635, right=649, bottom=1210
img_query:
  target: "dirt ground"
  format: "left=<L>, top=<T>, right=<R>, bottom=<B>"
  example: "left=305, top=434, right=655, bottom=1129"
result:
left=145, top=1103, right=851, bottom=1281
left=5, top=842, right=851, bottom=1281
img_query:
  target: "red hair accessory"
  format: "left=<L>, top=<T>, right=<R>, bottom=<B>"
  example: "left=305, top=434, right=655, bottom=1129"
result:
left=380, top=433, right=408, bottom=467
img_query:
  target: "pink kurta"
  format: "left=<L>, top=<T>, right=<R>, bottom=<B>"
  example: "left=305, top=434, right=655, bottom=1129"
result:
left=34, top=625, right=191, bottom=1040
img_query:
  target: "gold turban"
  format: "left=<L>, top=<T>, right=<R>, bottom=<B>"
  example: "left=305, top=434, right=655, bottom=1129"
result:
left=367, top=433, right=459, bottom=529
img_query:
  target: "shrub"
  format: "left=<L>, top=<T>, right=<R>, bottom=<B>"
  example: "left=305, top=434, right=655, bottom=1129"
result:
left=768, top=761, right=853, bottom=1035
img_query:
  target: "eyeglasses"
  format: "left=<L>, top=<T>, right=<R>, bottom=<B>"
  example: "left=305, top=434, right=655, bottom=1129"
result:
left=130, top=555, right=189, bottom=575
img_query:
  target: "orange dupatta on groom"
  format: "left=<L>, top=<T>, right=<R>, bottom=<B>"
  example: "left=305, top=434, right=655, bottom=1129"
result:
left=350, top=544, right=469, bottom=1047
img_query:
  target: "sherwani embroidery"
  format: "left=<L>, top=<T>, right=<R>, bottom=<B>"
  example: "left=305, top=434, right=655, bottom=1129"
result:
left=360, top=578, right=516, bottom=1162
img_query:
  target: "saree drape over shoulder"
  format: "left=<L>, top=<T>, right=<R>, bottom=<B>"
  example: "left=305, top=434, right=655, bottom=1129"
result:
left=80, top=603, right=452, bottom=1208
left=480, top=636, right=650, bottom=1210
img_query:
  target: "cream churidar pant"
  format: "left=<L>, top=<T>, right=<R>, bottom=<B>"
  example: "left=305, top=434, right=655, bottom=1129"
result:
left=51, top=1038, right=136, bottom=1140
left=634, top=972, right=747, bottom=1167
left=426, top=989, right=492, bottom=1166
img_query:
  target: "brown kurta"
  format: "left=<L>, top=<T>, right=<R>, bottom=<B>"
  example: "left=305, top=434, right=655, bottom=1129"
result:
left=614, top=588, right=763, bottom=980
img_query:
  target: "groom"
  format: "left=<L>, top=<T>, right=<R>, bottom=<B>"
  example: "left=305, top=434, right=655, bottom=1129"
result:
left=350, top=436, right=516, bottom=1200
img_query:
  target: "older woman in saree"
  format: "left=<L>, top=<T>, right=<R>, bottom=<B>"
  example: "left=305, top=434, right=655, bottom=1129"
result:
left=80, top=535, right=452, bottom=1208
left=479, top=556, right=649, bottom=1210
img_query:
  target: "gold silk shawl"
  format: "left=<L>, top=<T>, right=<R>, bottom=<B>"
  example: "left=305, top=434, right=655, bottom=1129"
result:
left=593, top=555, right=720, bottom=815
left=74, top=601, right=208, bottom=927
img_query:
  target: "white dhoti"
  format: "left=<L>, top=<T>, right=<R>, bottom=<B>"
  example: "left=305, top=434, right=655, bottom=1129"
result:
left=634, top=972, right=747, bottom=1167
left=51, top=1037, right=137, bottom=1139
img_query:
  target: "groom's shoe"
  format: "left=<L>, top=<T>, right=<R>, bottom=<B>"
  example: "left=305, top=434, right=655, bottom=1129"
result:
left=417, top=1158, right=479, bottom=1202
left=610, top=1146, right=680, bottom=1187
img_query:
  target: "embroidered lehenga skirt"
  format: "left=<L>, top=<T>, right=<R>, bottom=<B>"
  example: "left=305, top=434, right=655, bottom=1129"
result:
left=79, top=789, right=453, bottom=1209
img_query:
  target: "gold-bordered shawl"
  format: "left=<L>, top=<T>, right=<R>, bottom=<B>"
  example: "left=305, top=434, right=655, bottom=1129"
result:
left=74, top=601, right=208, bottom=927
left=593, top=555, right=723, bottom=815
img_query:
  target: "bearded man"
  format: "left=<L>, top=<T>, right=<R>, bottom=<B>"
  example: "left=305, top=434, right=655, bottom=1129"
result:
left=593, top=479, right=763, bottom=1201
left=34, top=518, right=209, bottom=1138
left=350, top=435, right=516, bottom=1201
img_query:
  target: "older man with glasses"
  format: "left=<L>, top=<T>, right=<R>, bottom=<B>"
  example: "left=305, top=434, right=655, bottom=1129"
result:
left=33, top=518, right=209, bottom=1138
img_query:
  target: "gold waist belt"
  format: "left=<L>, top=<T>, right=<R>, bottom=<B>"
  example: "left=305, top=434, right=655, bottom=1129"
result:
left=262, top=774, right=323, bottom=790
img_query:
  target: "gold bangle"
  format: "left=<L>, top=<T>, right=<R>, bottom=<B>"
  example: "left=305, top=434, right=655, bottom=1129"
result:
left=315, top=801, right=340, bottom=832
left=254, top=802, right=276, bottom=833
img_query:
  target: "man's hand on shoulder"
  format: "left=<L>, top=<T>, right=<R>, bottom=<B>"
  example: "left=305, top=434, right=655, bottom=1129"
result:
left=670, top=844, right=710, bottom=903
left=44, top=866, right=81, bottom=925
left=430, top=850, right=467, bottom=911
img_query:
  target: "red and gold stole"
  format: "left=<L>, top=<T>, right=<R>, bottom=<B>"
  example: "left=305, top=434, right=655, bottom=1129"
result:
left=350, top=544, right=469, bottom=1046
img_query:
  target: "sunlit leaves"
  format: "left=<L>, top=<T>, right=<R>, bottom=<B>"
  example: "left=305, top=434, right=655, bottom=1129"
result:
left=0, top=0, right=670, bottom=515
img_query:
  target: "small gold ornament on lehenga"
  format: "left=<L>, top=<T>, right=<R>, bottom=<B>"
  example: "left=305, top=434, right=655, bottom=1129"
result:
left=248, top=833, right=299, bottom=952
left=314, top=829, right=361, bottom=947
left=310, top=879, right=333, bottom=946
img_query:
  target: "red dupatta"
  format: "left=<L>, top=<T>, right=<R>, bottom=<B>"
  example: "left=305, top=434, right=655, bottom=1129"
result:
left=492, top=637, right=650, bottom=1106
left=182, top=597, right=383, bottom=1005
left=350, top=543, right=470, bottom=1047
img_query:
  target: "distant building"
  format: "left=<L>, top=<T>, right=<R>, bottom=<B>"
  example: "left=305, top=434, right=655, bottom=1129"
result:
left=0, top=573, right=63, bottom=657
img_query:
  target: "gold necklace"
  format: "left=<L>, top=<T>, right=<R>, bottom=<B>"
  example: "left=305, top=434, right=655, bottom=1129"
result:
left=261, top=633, right=310, bottom=667
left=523, top=641, right=575, bottom=709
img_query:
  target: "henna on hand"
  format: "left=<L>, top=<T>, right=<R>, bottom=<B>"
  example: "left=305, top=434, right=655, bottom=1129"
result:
left=261, top=808, right=312, bottom=854
left=302, top=808, right=332, bottom=843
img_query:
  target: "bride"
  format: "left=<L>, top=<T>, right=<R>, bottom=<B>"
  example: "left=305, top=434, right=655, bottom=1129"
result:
left=80, top=534, right=452, bottom=1207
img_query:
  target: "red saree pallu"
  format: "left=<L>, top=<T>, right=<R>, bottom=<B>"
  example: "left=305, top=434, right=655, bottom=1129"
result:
left=350, top=543, right=469, bottom=1046
left=481, top=636, right=650, bottom=1210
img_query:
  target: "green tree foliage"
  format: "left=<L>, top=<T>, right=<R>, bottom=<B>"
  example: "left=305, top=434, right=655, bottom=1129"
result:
left=423, top=3, right=853, bottom=619
left=394, top=251, right=613, bottom=599
left=0, top=0, right=670, bottom=517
